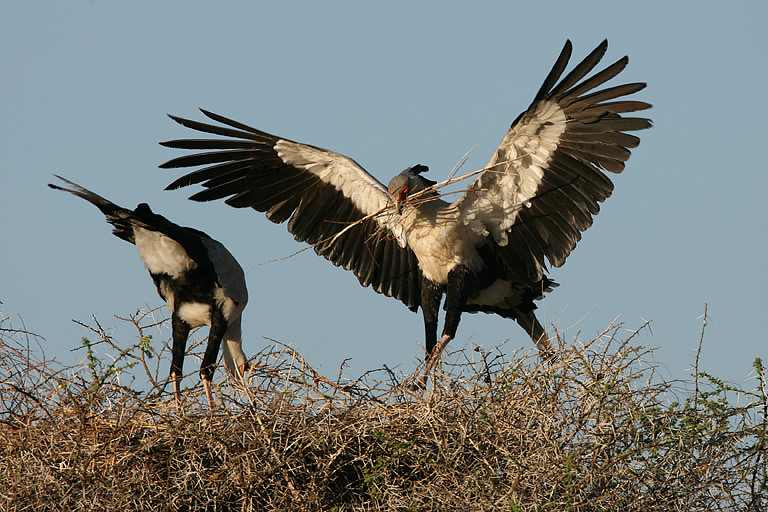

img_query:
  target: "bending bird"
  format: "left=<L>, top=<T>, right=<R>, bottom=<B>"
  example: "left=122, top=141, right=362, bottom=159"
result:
left=159, top=40, right=651, bottom=387
left=49, top=176, right=249, bottom=405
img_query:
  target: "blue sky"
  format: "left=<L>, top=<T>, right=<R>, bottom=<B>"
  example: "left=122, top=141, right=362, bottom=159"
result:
left=2, top=2, right=766, bottom=388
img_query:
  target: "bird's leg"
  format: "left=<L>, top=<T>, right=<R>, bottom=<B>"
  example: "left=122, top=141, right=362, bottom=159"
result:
left=514, top=310, right=554, bottom=360
left=173, top=380, right=182, bottom=409
left=202, top=378, right=215, bottom=410
left=414, top=266, right=473, bottom=390
left=442, top=265, right=473, bottom=340
left=415, top=333, right=453, bottom=390
left=200, top=304, right=227, bottom=409
left=411, top=278, right=444, bottom=390
left=421, top=277, right=443, bottom=356
left=170, top=312, right=190, bottom=407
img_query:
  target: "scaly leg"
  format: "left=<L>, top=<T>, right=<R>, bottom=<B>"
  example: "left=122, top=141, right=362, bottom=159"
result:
left=410, top=278, right=443, bottom=390
left=199, top=304, right=227, bottom=409
left=414, top=333, right=453, bottom=390
left=412, top=267, right=472, bottom=390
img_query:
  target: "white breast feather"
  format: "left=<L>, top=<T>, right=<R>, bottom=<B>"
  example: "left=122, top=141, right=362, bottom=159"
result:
left=467, top=279, right=515, bottom=306
left=177, top=302, right=212, bottom=327
left=134, top=227, right=197, bottom=277
left=400, top=201, right=482, bottom=284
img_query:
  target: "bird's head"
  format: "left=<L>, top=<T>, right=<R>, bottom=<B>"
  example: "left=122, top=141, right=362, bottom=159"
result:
left=387, top=164, right=434, bottom=214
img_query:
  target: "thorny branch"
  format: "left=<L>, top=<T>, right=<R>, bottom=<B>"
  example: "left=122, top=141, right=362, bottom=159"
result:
left=1, top=307, right=765, bottom=511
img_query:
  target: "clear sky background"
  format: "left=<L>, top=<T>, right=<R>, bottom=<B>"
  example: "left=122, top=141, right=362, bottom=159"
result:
left=2, top=2, right=766, bottom=389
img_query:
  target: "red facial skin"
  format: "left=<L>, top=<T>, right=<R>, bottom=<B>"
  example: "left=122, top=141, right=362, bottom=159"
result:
left=393, top=184, right=410, bottom=214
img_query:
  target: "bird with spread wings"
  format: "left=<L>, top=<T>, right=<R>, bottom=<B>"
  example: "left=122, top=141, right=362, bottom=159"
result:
left=160, top=40, right=651, bottom=388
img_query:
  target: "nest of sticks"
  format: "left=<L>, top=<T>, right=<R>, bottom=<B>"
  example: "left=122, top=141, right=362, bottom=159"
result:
left=1, top=308, right=766, bottom=511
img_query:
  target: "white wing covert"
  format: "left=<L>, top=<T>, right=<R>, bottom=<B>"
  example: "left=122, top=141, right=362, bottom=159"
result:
left=455, top=40, right=651, bottom=282
left=160, top=111, right=421, bottom=309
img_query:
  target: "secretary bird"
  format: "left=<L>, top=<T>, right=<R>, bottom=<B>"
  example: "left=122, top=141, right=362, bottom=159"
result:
left=159, top=40, right=651, bottom=388
left=49, top=176, right=248, bottom=405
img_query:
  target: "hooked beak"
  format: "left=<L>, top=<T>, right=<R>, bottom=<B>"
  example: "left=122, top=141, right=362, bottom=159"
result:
left=389, top=190, right=403, bottom=215
left=391, top=185, right=409, bottom=215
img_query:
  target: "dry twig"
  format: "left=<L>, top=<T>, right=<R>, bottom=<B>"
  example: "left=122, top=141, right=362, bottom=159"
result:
left=0, top=308, right=765, bottom=511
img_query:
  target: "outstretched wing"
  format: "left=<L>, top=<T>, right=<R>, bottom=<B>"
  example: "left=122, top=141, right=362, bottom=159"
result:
left=455, top=40, right=651, bottom=282
left=159, top=111, right=421, bottom=309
